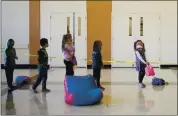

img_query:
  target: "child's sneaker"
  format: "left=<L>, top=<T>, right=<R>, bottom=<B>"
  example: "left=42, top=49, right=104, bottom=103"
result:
left=42, top=88, right=50, bottom=92
left=8, top=85, right=17, bottom=91
left=138, top=83, right=145, bottom=88
left=100, top=86, right=105, bottom=91
left=142, top=83, right=146, bottom=87
left=32, top=87, right=38, bottom=93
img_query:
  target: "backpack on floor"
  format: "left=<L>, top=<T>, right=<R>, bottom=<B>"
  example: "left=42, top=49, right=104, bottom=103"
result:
left=152, top=77, right=165, bottom=85
left=15, top=76, right=30, bottom=87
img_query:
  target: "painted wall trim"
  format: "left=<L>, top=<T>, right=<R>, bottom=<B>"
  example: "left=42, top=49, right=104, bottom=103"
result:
left=29, top=0, right=40, bottom=64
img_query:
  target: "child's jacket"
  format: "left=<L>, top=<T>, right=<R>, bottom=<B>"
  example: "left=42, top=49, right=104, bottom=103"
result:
left=92, top=52, right=103, bottom=69
left=38, top=48, right=48, bottom=71
left=4, top=47, right=17, bottom=67
left=135, top=48, right=147, bottom=71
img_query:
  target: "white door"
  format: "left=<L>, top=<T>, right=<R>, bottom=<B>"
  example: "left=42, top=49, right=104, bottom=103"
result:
left=112, top=14, right=137, bottom=67
left=135, top=14, right=161, bottom=67
left=112, top=13, right=161, bottom=68
left=74, top=12, right=87, bottom=67
left=50, top=13, right=73, bottom=67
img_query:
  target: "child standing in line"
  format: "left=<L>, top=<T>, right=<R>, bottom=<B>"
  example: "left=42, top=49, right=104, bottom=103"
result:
left=62, top=33, right=75, bottom=76
left=32, top=38, right=50, bottom=93
left=134, top=40, right=150, bottom=88
left=4, top=39, right=18, bottom=91
left=92, top=40, right=105, bottom=91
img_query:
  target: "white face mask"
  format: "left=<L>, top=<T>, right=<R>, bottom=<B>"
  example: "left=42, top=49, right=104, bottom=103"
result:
left=136, top=45, right=143, bottom=49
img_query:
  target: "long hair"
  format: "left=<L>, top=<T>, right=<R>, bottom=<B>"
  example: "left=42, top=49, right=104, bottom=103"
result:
left=61, top=33, right=72, bottom=52
left=93, top=40, right=102, bottom=52
left=134, top=40, right=146, bottom=52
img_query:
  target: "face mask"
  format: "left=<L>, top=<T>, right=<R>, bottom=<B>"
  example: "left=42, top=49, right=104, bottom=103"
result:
left=136, top=45, right=143, bottom=49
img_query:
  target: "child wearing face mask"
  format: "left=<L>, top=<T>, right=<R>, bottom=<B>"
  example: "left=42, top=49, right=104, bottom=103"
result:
left=4, top=39, right=18, bottom=91
left=134, top=40, right=150, bottom=88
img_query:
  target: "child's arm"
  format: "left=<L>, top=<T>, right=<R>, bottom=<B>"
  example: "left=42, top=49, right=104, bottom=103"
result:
left=135, top=51, right=146, bottom=64
left=64, top=44, right=72, bottom=51
left=38, top=50, right=46, bottom=66
left=97, top=52, right=103, bottom=68
left=5, top=48, right=16, bottom=58
left=5, top=48, right=11, bottom=57
left=14, top=48, right=18, bottom=59
left=145, top=52, right=149, bottom=62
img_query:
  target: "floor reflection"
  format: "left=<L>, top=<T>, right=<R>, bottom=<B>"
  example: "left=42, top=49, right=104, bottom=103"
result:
left=5, top=92, right=16, bottom=115
left=29, top=92, right=49, bottom=115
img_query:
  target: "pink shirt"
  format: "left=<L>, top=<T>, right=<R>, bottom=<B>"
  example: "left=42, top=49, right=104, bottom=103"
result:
left=63, top=44, right=75, bottom=61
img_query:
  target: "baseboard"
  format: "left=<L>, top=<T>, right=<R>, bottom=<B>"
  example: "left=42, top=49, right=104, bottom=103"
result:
left=160, top=65, right=178, bottom=69
left=1, top=64, right=50, bottom=69
left=1, top=64, right=177, bottom=69
left=87, top=65, right=111, bottom=69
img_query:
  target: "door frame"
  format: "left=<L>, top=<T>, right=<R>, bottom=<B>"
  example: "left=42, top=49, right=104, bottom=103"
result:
left=49, top=12, right=87, bottom=68
left=111, top=13, right=161, bottom=68
left=135, top=13, right=161, bottom=68
left=49, top=12, right=74, bottom=67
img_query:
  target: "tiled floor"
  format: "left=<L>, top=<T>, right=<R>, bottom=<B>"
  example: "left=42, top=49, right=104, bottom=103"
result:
left=1, top=68, right=177, bottom=115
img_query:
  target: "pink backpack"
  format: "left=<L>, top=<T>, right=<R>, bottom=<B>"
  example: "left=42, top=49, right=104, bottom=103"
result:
left=145, top=65, right=155, bottom=76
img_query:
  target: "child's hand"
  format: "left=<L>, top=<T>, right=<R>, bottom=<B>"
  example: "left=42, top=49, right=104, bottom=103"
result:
left=146, top=62, right=150, bottom=65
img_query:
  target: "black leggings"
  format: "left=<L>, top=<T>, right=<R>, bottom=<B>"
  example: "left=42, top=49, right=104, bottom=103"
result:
left=5, top=67, right=14, bottom=88
left=138, top=68, right=145, bottom=83
left=93, top=68, right=101, bottom=87
left=64, top=60, right=74, bottom=76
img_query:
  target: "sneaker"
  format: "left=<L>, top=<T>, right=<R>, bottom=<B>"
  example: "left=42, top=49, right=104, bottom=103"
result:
left=42, top=88, right=50, bottom=92
left=138, top=83, right=145, bottom=88
left=32, top=87, right=38, bottom=93
left=99, top=86, right=105, bottom=91
left=8, top=86, right=16, bottom=92
left=142, top=83, right=146, bottom=87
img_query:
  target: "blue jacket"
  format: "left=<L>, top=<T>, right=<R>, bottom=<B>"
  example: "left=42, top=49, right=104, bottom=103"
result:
left=92, top=52, right=103, bottom=69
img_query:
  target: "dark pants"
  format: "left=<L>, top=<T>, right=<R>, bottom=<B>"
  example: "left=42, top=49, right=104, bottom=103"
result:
left=33, top=65, right=48, bottom=90
left=64, top=60, right=74, bottom=76
left=5, top=67, right=14, bottom=88
left=138, top=64, right=146, bottom=83
left=93, top=68, right=101, bottom=87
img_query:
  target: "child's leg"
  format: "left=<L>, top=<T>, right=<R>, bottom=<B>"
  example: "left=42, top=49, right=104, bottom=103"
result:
left=42, top=68, right=48, bottom=90
left=32, top=67, right=45, bottom=90
left=10, top=68, right=14, bottom=86
left=138, top=68, right=146, bottom=88
left=68, top=61, right=74, bottom=76
left=140, top=70, right=145, bottom=83
left=5, top=67, right=14, bottom=88
left=64, top=60, right=74, bottom=76
left=5, top=67, right=12, bottom=88
left=64, top=60, right=70, bottom=75
left=138, top=71, right=143, bottom=83
left=93, top=68, right=101, bottom=87
left=98, top=68, right=105, bottom=90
